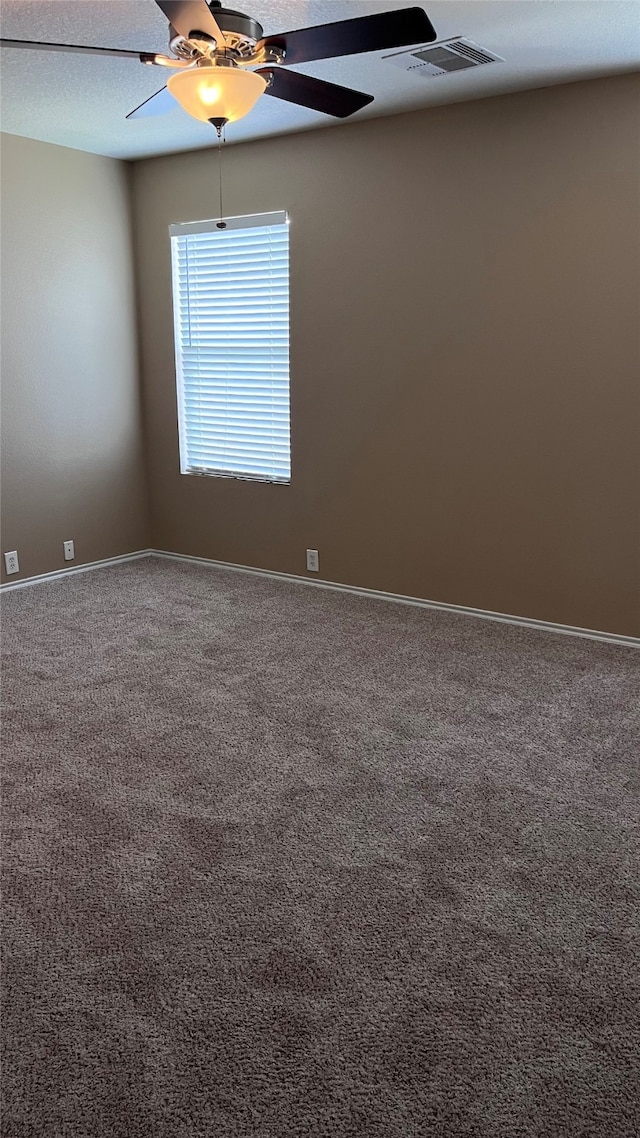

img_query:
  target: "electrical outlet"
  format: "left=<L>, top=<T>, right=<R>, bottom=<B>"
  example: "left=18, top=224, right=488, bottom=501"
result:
left=306, top=549, right=319, bottom=573
left=4, top=551, right=19, bottom=575
left=63, top=540, right=75, bottom=561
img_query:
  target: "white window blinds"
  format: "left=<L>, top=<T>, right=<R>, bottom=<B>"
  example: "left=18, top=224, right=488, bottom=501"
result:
left=170, top=211, right=290, bottom=483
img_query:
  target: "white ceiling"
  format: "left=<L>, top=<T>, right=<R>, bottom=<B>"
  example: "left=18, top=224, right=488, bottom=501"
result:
left=0, top=1, right=638, bottom=159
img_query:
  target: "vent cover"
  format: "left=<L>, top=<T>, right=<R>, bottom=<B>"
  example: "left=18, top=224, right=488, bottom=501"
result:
left=384, top=38, right=504, bottom=77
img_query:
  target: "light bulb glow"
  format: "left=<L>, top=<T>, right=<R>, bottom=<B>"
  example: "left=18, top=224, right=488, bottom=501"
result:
left=198, top=81, right=222, bottom=107
left=167, top=66, right=267, bottom=124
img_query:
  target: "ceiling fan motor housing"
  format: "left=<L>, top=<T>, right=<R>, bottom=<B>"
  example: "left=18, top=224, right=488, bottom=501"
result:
left=206, top=4, right=264, bottom=54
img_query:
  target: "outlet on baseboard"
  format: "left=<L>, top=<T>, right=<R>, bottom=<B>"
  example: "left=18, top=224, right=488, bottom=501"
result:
left=63, top=540, right=75, bottom=561
left=4, top=551, right=19, bottom=575
left=306, top=549, right=319, bottom=573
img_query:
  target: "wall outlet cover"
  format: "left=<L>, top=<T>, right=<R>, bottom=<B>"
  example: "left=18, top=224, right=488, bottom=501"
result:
left=306, top=549, right=319, bottom=573
left=4, top=551, right=19, bottom=575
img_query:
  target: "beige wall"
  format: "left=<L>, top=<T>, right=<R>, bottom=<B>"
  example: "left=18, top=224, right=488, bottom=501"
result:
left=0, top=133, right=149, bottom=583
left=132, top=74, right=640, bottom=637
left=6, top=76, right=637, bottom=635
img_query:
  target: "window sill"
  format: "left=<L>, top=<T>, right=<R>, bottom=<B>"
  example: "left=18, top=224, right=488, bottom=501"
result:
left=181, top=469, right=291, bottom=485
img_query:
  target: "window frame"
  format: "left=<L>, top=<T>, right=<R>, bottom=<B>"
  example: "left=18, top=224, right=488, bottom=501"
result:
left=169, top=210, right=291, bottom=485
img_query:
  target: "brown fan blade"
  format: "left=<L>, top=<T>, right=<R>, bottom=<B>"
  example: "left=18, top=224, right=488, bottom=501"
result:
left=256, top=68, right=373, bottom=119
left=154, top=1, right=223, bottom=44
left=126, top=86, right=178, bottom=119
left=258, top=7, right=436, bottom=66
left=0, top=38, right=158, bottom=63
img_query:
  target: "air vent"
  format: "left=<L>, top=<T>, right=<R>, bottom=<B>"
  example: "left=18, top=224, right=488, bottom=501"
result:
left=384, top=38, right=504, bottom=77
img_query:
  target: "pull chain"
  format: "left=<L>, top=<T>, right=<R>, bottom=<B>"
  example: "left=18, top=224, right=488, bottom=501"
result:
left=216, top=124, right=227, bottom=230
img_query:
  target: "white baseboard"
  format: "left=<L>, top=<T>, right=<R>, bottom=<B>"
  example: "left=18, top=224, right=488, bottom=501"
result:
left=150, top=550, right=639, bottom=649
left=0, top=550, right=153, bottom=593
left=2, top=545, right=636, bottom=648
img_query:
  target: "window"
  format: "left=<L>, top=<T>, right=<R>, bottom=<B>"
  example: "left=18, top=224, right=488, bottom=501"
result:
left=170, top=211, right=290, bottom=483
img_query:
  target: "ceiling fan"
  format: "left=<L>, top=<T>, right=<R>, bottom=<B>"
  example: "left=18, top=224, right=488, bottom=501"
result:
left=0, top=1, right=437, bottom=128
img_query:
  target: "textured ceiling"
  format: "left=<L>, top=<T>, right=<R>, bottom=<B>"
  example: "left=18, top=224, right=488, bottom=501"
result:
left=0, top=1, right=639, bottom=159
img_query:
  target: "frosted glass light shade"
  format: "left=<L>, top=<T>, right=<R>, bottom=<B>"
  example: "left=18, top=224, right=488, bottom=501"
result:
left=167, top=66, right=267, bottom=124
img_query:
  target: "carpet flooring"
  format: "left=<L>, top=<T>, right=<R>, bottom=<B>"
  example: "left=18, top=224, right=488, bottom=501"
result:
left=1, top=557, right=639, bottom=1137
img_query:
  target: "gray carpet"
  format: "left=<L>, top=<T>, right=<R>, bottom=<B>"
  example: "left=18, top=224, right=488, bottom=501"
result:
left=1, top=557, right=639, bottom=1137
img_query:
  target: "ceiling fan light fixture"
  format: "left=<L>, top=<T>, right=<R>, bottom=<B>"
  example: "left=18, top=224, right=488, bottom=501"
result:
left=167, top=64, right=266, bottom=124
